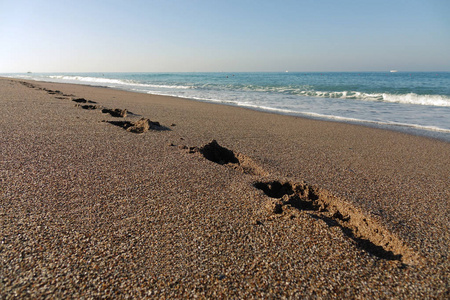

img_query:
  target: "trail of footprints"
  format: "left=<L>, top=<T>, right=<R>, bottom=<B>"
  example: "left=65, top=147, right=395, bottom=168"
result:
left=17, top=80, right=166, bottom=133
left=17, top=80, right=422, bottom=266
left=182, top=142, right=422, bottom=266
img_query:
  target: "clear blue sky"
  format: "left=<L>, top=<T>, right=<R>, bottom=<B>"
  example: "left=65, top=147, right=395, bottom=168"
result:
left=1, top=0, right=449, bottom=72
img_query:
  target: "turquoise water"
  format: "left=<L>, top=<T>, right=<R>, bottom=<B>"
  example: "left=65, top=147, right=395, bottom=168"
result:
left=5, top=72, right=450, bottom=141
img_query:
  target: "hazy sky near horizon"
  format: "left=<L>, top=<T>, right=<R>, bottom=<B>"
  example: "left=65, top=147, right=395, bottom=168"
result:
left=1, top=0, right=449, bottom=72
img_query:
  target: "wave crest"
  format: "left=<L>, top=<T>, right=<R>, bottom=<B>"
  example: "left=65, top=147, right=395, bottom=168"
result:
left=207, top=84, right=450, bottom=107
left=293, top=90, right=449, bottom=107
left=381, top=93, right=450, bottom=106
left=48, top=75, right=191, bottom=89
left=18, top=74, right=450, bottom=107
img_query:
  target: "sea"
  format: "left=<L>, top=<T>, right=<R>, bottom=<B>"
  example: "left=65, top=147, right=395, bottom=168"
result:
left=4, top=72, right=450, bottom=142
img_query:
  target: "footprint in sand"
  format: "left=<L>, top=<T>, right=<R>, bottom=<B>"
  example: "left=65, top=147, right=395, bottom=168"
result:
left=185, top=139, right=421, bottom=265
left=75, top=104, right=103, bottom=110
left=105, top=118, right=168, bottom=133
left=72, top=98, right=97, bottom=104
left=185, top=140, right=267, bottom=176
left=253, top=180, right=422, bottom=265
left=101, top=108, right=128, bottom=118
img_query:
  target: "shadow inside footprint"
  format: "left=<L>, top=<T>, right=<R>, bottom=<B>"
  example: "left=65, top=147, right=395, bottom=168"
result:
left=310, top=214, right=403, bottom=261
left=193, top=140, right=267, bottom=176
left=199, top=140, right=239, bottom=165
left=253, top=181, right=294, bottom=198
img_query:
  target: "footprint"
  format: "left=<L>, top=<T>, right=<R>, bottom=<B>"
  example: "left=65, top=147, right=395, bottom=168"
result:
left=75, top=104, right=103, bottom=110
left=199, top=140, right=239, bottom=165
left=72, top=98, right=97, bottom=104
left=101, top=108, right=128, bottom=118
left=254, top=180, right=422, bottom=265
left=188, top=140, right=267, bottom=176
left=43, top=88, right=64, bottom=95
left=18, top=81, right=36, bottom=89
left=105, top=118, right=168, bottom=133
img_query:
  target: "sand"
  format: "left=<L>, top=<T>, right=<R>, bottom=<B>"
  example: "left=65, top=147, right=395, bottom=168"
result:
left=1, top=77, right=449, bottom=298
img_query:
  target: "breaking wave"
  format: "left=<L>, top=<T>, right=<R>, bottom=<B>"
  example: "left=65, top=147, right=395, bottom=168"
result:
left=47, top=75, right=191, bottom=89
left=293, top=90, right=450, bottom=107
left=20, top=74, right=450, bottom=107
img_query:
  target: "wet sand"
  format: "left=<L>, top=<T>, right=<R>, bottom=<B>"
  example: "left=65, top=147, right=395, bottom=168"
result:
left=1, top=77, right=449, bottom=298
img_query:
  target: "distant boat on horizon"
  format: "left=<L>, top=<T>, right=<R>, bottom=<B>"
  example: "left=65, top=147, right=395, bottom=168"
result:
left=390, top=70, right=398, bottom=73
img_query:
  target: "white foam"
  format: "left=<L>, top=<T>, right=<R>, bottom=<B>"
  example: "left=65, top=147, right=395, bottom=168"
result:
left=48, top=75, right=126, bottom=85
left=224, top=104, right=450, bottom=133
left=47, top=75, right=191, bottom=89
left=234, top=84, right=450, bottom=107
left=298, top=112, right=450, bottom=133
left=294, top=90, right=450, bottom=106
left=381, top=93, right=450, bottom=107
left=20, top=74, right=450, bottom=107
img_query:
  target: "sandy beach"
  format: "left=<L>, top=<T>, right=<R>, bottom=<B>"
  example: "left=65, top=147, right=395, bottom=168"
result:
left=1, top=77, right=449, bottom=298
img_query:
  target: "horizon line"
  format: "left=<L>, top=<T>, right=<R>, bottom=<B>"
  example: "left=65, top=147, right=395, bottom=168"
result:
left=2, top=70, right=450, bottom=74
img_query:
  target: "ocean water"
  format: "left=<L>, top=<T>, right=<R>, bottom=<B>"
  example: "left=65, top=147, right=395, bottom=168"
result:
left=4, top=72, right=450, bottom=141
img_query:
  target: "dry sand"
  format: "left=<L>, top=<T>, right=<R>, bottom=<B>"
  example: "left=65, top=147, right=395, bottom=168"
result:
left=1, top=77, right=449, bottom=298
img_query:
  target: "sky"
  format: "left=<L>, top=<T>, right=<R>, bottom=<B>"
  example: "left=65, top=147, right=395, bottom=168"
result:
left=0, top=0, right=449, bottom=72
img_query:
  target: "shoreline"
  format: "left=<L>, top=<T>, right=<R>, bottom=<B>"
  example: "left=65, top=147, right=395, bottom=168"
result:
left=1, top=77, right=449, bottom=297
left=3, top=74, right=450, bottom=143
